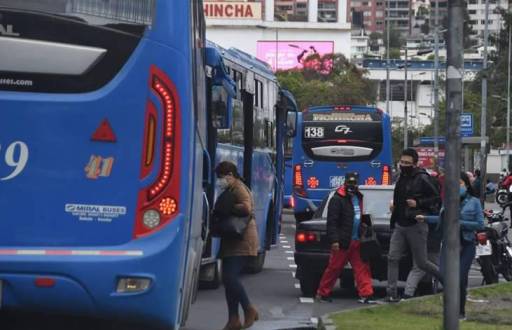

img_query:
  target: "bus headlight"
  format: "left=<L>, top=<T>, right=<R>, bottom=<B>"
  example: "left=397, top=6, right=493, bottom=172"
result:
left=143, top=209, right=161, bottom=229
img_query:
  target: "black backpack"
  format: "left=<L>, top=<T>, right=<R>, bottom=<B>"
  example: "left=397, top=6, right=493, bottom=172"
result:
left=420, top=173, right=442, bottom=215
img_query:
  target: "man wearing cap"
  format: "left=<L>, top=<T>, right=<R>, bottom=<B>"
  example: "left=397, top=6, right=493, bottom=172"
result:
left=315, top=172, right=376, bottom=304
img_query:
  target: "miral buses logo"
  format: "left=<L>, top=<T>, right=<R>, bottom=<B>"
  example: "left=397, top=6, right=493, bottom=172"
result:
left=204, top=1, right=262, bottom=20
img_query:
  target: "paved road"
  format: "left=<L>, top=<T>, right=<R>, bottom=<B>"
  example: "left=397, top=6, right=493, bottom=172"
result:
left=185, top=210, right=496, bottom=330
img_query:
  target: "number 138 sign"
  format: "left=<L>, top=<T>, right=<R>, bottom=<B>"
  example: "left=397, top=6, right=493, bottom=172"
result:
left=0, top=141, right=29, bottom=181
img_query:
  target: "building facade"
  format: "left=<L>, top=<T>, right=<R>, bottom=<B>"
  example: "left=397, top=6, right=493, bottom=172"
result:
left=467, top=0, right=509, bottom=40
left=205, top=0, right=352, bottom=70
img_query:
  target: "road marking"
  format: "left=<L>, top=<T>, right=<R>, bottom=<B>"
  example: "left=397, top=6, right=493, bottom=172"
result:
left=283, top=245, right=291, bottom=249
left=285, top=250, right=294, bottom=254
left=281, top=240, right=289, bottom=244
left=289, top=264, right=297, bottom=268
left=292, top=272, right=296, bottom=277
left=295, top=283, right=301, bottom=289
left=299, top=297, right=314, bottom=303
left=287, top=257, right=294, bottom=260
left=311, top=317, right=319, bottom=325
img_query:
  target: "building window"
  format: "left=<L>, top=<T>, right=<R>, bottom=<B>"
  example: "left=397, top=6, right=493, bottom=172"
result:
left=318, top=0, right=338, bottom=22
left=275, top=0, right=309, bottom=22
left=468, top=10, right=476, bottom=14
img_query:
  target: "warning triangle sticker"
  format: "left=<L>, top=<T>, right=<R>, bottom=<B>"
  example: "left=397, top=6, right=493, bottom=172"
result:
left=91, top=119, right=117, bottom=143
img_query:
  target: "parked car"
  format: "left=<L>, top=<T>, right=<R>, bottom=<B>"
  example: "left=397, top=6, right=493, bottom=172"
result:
left=294, top=185, right=435, bottom=296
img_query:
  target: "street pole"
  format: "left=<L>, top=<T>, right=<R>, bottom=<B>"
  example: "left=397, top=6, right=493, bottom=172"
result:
left=275, top=28, right=279, bottom=71
left=507, top=22, right=511, bottom=168
left=480, top=0, right=489, bottom=203
left=444, top=0, right=464, bottom=327
left=433, top=0, right=440, bottom=165
left=404, top=47, right=409, bottom=149
left=386, top=0, right=391, bottom=114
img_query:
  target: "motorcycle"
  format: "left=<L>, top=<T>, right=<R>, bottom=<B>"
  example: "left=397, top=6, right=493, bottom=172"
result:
left=495, top=186, right=510, bottom=206
left=477, top=209, right=512, bottom=284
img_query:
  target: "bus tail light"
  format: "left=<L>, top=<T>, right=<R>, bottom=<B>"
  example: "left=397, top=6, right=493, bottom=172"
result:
left=307, top=176, right=319, bottom=189
left=382, top=165, right=391, bottom=185
left=293, top=164, right=307, bottom=197
left=290, top=196, right=295, bottom=208
left=134, top=66, right=181, bottom=238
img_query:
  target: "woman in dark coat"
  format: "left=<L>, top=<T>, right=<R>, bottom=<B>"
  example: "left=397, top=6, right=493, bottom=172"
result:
left=214, top=161, right=259, bottom=330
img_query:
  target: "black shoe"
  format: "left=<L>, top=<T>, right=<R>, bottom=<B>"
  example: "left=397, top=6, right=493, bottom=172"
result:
left=358, top=296, right=378, bottom=304
left=400, top=294, right=414, bottom=301
left=383, top=295, right=401, bottom=303
left=314, top=294, right=332, bottom=303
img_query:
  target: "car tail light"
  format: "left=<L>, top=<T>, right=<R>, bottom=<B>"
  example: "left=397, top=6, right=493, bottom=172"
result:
left=382, top=165, right=391, bottom=185
left=477, top=232, right=488, bottom=245
left=296, top=231, right=318, bottom=243
left=134, top=66, right=181, bottom=238
left=293, top=164, right=307, bottom=197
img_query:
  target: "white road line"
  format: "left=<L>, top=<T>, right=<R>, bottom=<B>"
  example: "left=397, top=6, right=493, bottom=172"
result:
left=281, top=240, right=289, bottom=244
left=299, top=297, right=314, bottom=303
left=285, top=250, right=294, bottom=254
left=292, top=272, right=296, bottom=277
left=295, top=283, right=301, bottom=289
left=282, top=245, right=291, bottom=249
left=287, top=257, right=294, bottom=261
left=310, top=317, right=319, bottom=325
left=289, top=264, right=297, bottom=268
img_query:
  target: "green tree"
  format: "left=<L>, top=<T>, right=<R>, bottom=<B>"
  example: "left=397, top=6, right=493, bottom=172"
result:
left=276, top=54, right=377, bottom=111
left=388, top=48, right=401, bottom=59
left=383, top=25, right=405, bottom=49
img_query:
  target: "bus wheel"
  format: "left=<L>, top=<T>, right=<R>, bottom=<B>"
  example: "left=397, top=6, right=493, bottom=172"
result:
left=244, top=251, right=266, bottom=274
left=294, top=212, right=312, bottom=222
left=199, top=260, right=222, bottom=290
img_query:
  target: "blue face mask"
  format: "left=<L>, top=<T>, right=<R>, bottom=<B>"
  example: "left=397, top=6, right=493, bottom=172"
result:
left=459, top=186, right=467, bottom=197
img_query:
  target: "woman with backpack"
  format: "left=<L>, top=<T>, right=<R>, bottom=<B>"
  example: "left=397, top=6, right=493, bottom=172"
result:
left=416, top=172, right=484, bottom=320
left=213, top=161, right=259, bottom=330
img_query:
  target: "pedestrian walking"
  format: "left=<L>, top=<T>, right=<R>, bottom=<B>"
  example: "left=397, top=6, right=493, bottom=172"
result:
left=315, top=172, right=376, bottom=304
left=385, top=148, right=442, bottom=302
left=214, top=161, right=259, bottom=330
left=416, top=172, right=484, bottom=320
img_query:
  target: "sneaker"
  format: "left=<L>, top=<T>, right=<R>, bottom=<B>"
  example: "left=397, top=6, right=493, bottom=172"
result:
left=358, top=296, right=378, bottom=304
left=459, top=314, right=467, bottom=321
left=314, top=294, right=332, bottom=303
left=400, top=294, right=414, bottom=301
left=383, top=295, right=401, bottom=303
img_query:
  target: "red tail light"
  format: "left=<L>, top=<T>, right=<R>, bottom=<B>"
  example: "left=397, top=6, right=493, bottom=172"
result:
left=296, top=231, right=318, bottom=243
left=290, top=196, right=295, bottom=208
left=365, top=177, right=377, bottom=185
left=477, top=232, right=488, bottom=245
left=382, top=165, right=391, bottom=185
left=293, top=164, right=307, bottom=197
left=134, top=66, right=181, bottom=238
left=334, top=105, right=352, bottom=111
left=307, top=176, right=320, bottom=189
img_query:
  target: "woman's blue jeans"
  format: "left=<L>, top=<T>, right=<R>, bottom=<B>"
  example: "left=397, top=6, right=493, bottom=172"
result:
left=222, top=256, right=251, bottom=317
left=441, top=240, right=476, bottom=316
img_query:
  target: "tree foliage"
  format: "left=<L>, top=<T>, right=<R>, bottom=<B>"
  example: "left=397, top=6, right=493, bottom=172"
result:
left=276, top=53, right=377, bottom=111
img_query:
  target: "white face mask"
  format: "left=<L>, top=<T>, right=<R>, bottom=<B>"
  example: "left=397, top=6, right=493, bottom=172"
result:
left=217, top=178, right=229, bottom=190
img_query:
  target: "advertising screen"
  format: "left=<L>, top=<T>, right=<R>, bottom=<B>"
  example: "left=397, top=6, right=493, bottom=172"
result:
left=256, top=41, right=334, bottom=71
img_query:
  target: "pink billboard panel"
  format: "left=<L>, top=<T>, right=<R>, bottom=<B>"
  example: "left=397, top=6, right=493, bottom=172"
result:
left=256, top=41, right=334, bottom=71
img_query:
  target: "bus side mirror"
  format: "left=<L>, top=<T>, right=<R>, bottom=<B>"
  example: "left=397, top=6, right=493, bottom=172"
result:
left=211, top=84, right=233, bottom=129
left=286, top=111, right=297, bottom=137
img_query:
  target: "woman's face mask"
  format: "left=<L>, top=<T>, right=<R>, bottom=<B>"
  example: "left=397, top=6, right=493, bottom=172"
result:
left=217, top=177, right=229, bottom=190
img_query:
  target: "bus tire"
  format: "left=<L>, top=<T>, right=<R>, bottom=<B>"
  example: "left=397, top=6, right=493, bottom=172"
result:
left=294, top=212, right=312, bottom=223
left=245, top=251, right=266, bottom=274
left=479, top=256, right=499, bottom=284
left=299, top=273, right=321, bottom=297
left=340, top=271, right=355, bottom=291
left=199, top=260, right=222, bottom=290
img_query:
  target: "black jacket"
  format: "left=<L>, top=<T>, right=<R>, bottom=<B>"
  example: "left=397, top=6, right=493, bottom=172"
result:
left=391, top=167, right=440, bottom=229
left=326, top=186, right=364, bottom=249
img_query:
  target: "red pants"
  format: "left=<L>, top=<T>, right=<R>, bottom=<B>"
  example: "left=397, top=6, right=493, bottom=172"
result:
left=317, top=240, right=374, bottom=298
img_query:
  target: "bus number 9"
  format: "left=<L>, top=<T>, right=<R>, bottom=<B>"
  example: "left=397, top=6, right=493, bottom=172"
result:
left=304, top=127, right=324, bottom=138
left=0, top=141, right=29, bottom=181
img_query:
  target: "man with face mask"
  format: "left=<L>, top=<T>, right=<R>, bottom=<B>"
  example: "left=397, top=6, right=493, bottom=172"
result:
left=385, top=148, right=442, bottom=302
left=315, top=172, right=376, bottom=304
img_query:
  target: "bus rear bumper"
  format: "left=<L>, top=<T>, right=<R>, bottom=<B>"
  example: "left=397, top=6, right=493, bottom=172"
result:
left=0, top=215, right=187, bottom=328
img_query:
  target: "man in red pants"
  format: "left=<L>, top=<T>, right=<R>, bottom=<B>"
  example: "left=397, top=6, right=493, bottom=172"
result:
left=315, top=172, right=376, bottom=304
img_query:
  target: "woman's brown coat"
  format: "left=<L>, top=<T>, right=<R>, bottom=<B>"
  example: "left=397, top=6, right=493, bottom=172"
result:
left=219, top=179, right=259, bottom=258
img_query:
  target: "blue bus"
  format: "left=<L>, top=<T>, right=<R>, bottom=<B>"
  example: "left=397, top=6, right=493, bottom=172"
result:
left=292, top=105, right=392, bottom=221
left=199, top=42, right=298, bottom=287
left=0, top=1, right=237, bottom=328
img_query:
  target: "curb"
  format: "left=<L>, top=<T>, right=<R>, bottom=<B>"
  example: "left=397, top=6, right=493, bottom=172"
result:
left=317, top=314, right=336, bottom=330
